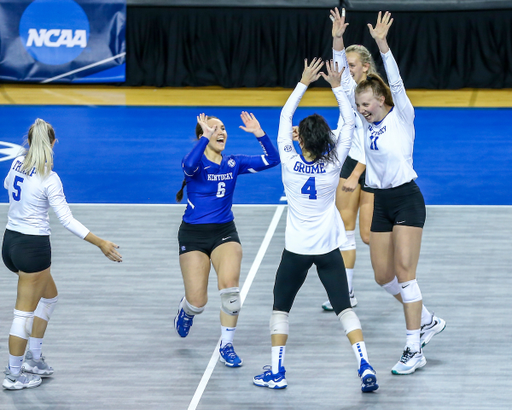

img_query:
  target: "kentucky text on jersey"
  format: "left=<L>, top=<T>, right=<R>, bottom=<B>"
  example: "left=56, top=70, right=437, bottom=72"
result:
left=207, top=173, right=234, bottom=181
left=293, top=162, right=327, bottom=174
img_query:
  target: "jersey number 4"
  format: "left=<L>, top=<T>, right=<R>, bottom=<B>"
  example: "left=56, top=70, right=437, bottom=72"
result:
left=301, top=177, right=317, bottom=200
left=12, top=176, right=24, bottom=201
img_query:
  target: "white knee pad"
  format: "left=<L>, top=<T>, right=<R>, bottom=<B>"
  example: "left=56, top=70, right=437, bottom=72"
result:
left=399, top=279, right=423, bottom=304
left=340, top=230, right=356, bottom=251
left=219, top=287, right=240, bottom=316
left=381, top=277, right=401, bottom=296
left=338, top=308, right=361, bottom=335
left=34, top=296, right=59, bottom=322
left=10, top=309, right=34, bottom=340
left=181, top=297, right=204, bottom=316
left=269, top=311, right=289, bottom=335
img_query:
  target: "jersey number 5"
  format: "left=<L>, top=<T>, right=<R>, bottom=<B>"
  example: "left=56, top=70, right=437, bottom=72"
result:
left=216, top=182, right=226, bottom=198
left=12, top=176, right=24, bottom=201
left=301, top=177, right=317, bottom=200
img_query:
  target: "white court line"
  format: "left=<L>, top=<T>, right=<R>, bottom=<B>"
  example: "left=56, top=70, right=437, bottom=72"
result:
left=41, top=52, right=126, bottom=84
left=187, top=205, right=285, bottom=410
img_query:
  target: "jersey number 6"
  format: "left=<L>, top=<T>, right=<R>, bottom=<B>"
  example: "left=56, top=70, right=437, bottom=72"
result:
left=301, top=177, right=317, bottom=200
left=12, top=176, right=24, bottom=201
left=216, top=182, right=226, bottom=198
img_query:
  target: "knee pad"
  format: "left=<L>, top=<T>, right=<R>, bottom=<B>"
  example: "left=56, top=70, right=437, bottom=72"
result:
left=340, top=230, right=356, bottom=251
left=219, top=287, right=240, bottom=316
left=269, top=311, right=289, bottom=335
left=338, top=308, right=361, bottom=335
left=381, top=277, right=401, bottom=296
left=34, top=296, right=59, bottom=322
left=181, top=297, right=205, bottom=316
left=10, top=309, right=34, bottom=340
left=399, top=279, right=423, bottom=304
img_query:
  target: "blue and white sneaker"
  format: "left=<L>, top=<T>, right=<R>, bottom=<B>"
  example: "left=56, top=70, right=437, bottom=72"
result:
left=358, top=359, right=378, bottom=392
left=253, top=365, right=287, bottom=389
left=219, top=343, right=243, bottom=367
left=3, top=367, right=41, bottom=390
left=22, top=351, right=54, bottom=376
left=420, top=314, right=446, bottom=348
left=174, top=298, right=194, bottom=338
left=391, top=347, right=426, bottom=375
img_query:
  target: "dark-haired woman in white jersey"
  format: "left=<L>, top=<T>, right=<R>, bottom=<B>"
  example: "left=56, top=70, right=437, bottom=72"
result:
left=2, top=119, right=122, bottom=390
left=353, top=12, right=445, bottom=375
left=253, top=59, right=378, bottom=393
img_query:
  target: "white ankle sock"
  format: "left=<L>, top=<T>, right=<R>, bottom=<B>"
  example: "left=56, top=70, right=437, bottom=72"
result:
left=29, top=337, right=43, bottom=360
left=352, top=341, right=369, bottom=367
left=406, top=329, right=421, bottom=352
left=8, top=354, right=24, bottom=375
left=271, top=346, right=285, bottom=374
left=346, top=268, right=354, bottom=293
left=421, top=305, right=432, bottom=326
left=220, top=326, right=236, bottom=347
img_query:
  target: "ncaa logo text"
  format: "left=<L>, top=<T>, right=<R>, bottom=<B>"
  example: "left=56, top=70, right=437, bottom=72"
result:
left=26, top=29, right=87, bottom=49
left=19, top=0, right=90, bottom=65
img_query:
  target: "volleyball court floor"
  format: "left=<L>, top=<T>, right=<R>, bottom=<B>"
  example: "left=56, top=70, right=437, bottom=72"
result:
left=0, top=103, right=510, bottom=409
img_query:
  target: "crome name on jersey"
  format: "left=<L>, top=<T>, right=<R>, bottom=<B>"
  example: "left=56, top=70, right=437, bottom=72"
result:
left=12, top=160, right=36, bottom=176
left=207, top=172, right=234, bottom=181
left=293, top=162, right=326, bottom=174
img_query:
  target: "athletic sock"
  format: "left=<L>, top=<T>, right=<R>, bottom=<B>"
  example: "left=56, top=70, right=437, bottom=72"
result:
left=421, top=304, right=432, bottom=326
left=271, top=346, right=286, bottom=374
left=352, top=341, right=369, bottom=368
left=8, top=354, right=24, bottom=376
left=346, top=268, right=354, bottom=293
left=406, top=329, right=421, bottom=352
left=220, top=326, right=236, bottom=348
left=29, top=337, right=43, bottom=360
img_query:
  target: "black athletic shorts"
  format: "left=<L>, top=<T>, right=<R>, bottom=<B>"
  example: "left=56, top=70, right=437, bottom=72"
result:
left=2, top=229, right=51, bottom=273
left=273, top=248, right=351, bottom=316
left=371, top=180, right=426, bottom=232
left=339, top=156, right=374, bottom=193
left=178, top=220, right=241, bottom=256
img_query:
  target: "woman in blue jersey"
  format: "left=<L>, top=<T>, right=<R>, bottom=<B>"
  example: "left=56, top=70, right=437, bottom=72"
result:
left=2, top=119, right=122, bottom=390
left=174, top=112, right=279, bottom=367
left=354, top=12, right=445, bottom=375
left=253, top=59, right=378, bottom=393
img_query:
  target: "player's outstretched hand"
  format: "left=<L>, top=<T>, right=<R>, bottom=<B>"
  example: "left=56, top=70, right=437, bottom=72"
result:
left=320, top=59, right=343, bottom=88
left=368, top=11, right=393, bottom=42
left=99, top=240, right=122, bottom=262
left=196, top=113, right=218, bottom=140
left=300, top=58, right=325, bottom=87
left=330, top=7, right=348, bottom=39
left=239, top=111, right=265, bottom=137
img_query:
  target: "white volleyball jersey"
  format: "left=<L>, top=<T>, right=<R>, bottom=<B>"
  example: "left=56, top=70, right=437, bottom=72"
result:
left=4, top=156, right=89, bottom=238
left=278, top=83, right=354, bottom=255
left=333, top=48, right=366, bottom=165
left=362, top=50, right=417, bottom=189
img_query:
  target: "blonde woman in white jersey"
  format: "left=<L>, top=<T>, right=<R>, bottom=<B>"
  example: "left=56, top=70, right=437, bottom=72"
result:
left=253, top=59, right=378, bottom=393
left=2, top=119, right=122, bottom=390
left=322, top=8, right=379, bottom=311
left=352, top=12, right=445, bottom=374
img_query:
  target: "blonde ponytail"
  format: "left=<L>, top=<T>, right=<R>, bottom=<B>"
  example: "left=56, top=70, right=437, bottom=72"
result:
left=22, top=119, right=56, bottom=178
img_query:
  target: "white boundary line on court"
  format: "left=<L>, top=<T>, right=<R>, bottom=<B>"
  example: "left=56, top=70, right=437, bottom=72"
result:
left=31, top=203, right=512, bottom=208
left=41, top=52, right=126, bottom=84
left=187, top=204, right=285, bottom=410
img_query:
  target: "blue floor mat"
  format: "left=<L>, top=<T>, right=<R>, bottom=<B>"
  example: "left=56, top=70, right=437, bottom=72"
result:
left=0, top=105, right=509, bottom=205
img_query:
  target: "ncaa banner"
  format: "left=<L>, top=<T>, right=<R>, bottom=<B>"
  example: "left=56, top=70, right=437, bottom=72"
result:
left=0, top=0, right=126, bottom=83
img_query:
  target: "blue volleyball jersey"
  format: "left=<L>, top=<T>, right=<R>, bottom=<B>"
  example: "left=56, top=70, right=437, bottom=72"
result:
left=182, top=134, right=279, bottom=224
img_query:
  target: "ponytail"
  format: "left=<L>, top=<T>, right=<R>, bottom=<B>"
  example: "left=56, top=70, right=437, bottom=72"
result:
left=22, top=118, right=56, bottom=178
left=176, top=178, right=187, bottom=203
left=355, top=74, right=394, bottom=107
